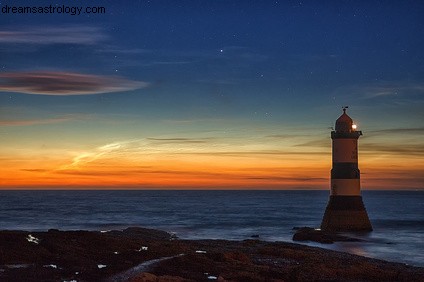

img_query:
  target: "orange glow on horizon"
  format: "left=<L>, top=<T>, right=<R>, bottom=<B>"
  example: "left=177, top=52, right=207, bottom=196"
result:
left=1, top=143, right=422, bottom=190
left=1, top=126, right=423, bottom=190
left=0, top=154, right=329, bottom=189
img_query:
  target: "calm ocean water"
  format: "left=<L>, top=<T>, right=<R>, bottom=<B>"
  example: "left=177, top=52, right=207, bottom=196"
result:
left=0, top=190, right=423, bottom=267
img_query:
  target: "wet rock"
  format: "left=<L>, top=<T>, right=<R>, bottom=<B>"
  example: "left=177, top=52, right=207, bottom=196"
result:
left=130, top=272, right=158, bottom=282
left=47, top=229, right=60, bottom=233
left=129, top=272, right=194, bottom=282
left=223, top=252, right=251, bottom=264
left=109, top=227, right=173, bottom=241
left=292, top=227, right=363, bottom=244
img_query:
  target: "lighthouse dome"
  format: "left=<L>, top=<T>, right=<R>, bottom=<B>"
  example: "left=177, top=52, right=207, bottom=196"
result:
left=335, top=108, right=353, bottom=132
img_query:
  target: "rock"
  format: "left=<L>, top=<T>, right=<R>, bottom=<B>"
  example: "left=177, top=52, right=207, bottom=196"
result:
left=157, top=275, right=194, bottom=282
left=47, top=229, right=60, bottom=233
left=223, top=252, right=251, bottom=264
left=129, top=272, right=194, bottom=282
left=121, top=227, right=173, bottom=240
left=130, top=272, right=158, bottom=282
left=293, top=227, right=363, bottom=244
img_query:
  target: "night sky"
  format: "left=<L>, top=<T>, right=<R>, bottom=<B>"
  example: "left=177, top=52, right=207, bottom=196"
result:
left=1, top=1, right=423, bottom=189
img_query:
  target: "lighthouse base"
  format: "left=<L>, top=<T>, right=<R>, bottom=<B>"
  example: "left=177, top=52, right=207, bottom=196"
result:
left=321, top=196, right=372, bottom=232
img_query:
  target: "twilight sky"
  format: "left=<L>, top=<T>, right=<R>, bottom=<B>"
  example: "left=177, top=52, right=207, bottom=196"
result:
left=0, top=1, right=423, bottom=189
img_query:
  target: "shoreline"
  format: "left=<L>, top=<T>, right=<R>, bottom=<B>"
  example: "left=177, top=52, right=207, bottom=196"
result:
left=0, top=227, right=423, bottom=281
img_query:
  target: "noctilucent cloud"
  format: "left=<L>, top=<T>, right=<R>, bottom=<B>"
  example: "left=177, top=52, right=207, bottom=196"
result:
left=0, top=1, right=423, bottom=189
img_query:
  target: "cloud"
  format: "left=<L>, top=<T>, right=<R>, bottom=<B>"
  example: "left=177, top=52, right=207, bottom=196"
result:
left=20, top=169, right=49, bottom=172
left=171, top=150, right=327, bottom=157
left=0, top=71, right=148, bottom=95
left=362, top=143, right=424, bottom=156
left=361, top=84, right=421, bottom=99
left=333, top=81, right=424, bottom=100
left=58, top=140, right=143, bottom=170
left=0, top=116, right=77, bottom=126
left=246, top=176, right=327, bottom=182
left=367, top=127, right=424, bottom=135
left=265, top=134, right=295, bottom=139
left=147, top=137, right=210, bottom=144
left=294, top=138, right=329, bottom=148
left=0, top=26, right=107, bottom=45
left=54, top=168, right=229, bottom=178
left=0, top=114, right=89, bottom=126
left=67, top=142, right=124, bottom=168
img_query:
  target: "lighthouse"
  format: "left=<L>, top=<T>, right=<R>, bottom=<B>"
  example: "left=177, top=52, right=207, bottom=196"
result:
left=321, top=107, right=372, bottom=231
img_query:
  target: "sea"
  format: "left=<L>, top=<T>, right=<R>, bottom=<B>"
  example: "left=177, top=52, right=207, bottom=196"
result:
left=0, top=190, right=423, bottom=267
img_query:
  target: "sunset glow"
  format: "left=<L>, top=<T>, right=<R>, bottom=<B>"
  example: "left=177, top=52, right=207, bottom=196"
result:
left=1, top=127, right=423, bottom=189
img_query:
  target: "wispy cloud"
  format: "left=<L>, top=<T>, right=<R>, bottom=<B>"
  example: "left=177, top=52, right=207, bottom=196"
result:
left=0, top=26, right=107, bottom=45
left=294, top=137, right=329, bottom=148
left=246, top=176, right=327, bottom=182
left=333, top=81, right=424, bottom=100
left=0, top=116, right=73, bottom=126
left=20, top=169, right=49, bottom=172
left=54, top=168, right=229, bottom=178
left=367, top=127, right=424, bottom=135
left=147, top=137, right=211, bottom=144
left=362, top=83, right=424, bottom=98
left=362, top=143, right=424, bottom=156
left=61, top=141, right=126, bottom=169
left=171, top=150, right=327, bottom=157
left=57, top=137, right=328, bottom=172
left=0, top=71, right=148, bottom=95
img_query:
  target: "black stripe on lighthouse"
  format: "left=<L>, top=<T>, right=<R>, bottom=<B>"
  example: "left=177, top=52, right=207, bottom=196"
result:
left=331, top=163, right=360, bottom=179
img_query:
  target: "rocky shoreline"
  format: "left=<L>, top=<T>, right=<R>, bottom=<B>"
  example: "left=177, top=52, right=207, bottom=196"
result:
left=0, top=227, right=423, bottom=281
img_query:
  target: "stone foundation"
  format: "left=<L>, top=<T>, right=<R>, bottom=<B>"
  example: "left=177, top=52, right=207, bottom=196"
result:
left=321, top=196, right=372, bottom=231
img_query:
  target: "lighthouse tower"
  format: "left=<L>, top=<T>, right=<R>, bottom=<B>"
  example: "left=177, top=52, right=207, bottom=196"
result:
left=321, top=107, right=372, bottom=231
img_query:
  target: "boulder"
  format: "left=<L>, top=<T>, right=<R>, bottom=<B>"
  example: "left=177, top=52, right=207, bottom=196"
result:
left=293, top=227, right=363, bottom=244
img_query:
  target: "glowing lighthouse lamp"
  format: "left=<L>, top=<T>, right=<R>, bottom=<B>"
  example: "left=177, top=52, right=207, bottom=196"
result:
left=321, top=107, right=372, bottom=231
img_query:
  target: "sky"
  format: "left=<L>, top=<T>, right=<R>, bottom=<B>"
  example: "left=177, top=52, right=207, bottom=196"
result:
left=0, top=1, right=423, bottom=190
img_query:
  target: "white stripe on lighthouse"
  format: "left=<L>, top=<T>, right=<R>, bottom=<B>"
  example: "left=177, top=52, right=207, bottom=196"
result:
left=332, top=139, right=358, bottom=163
left=330, top=179, right=360, bottom=196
